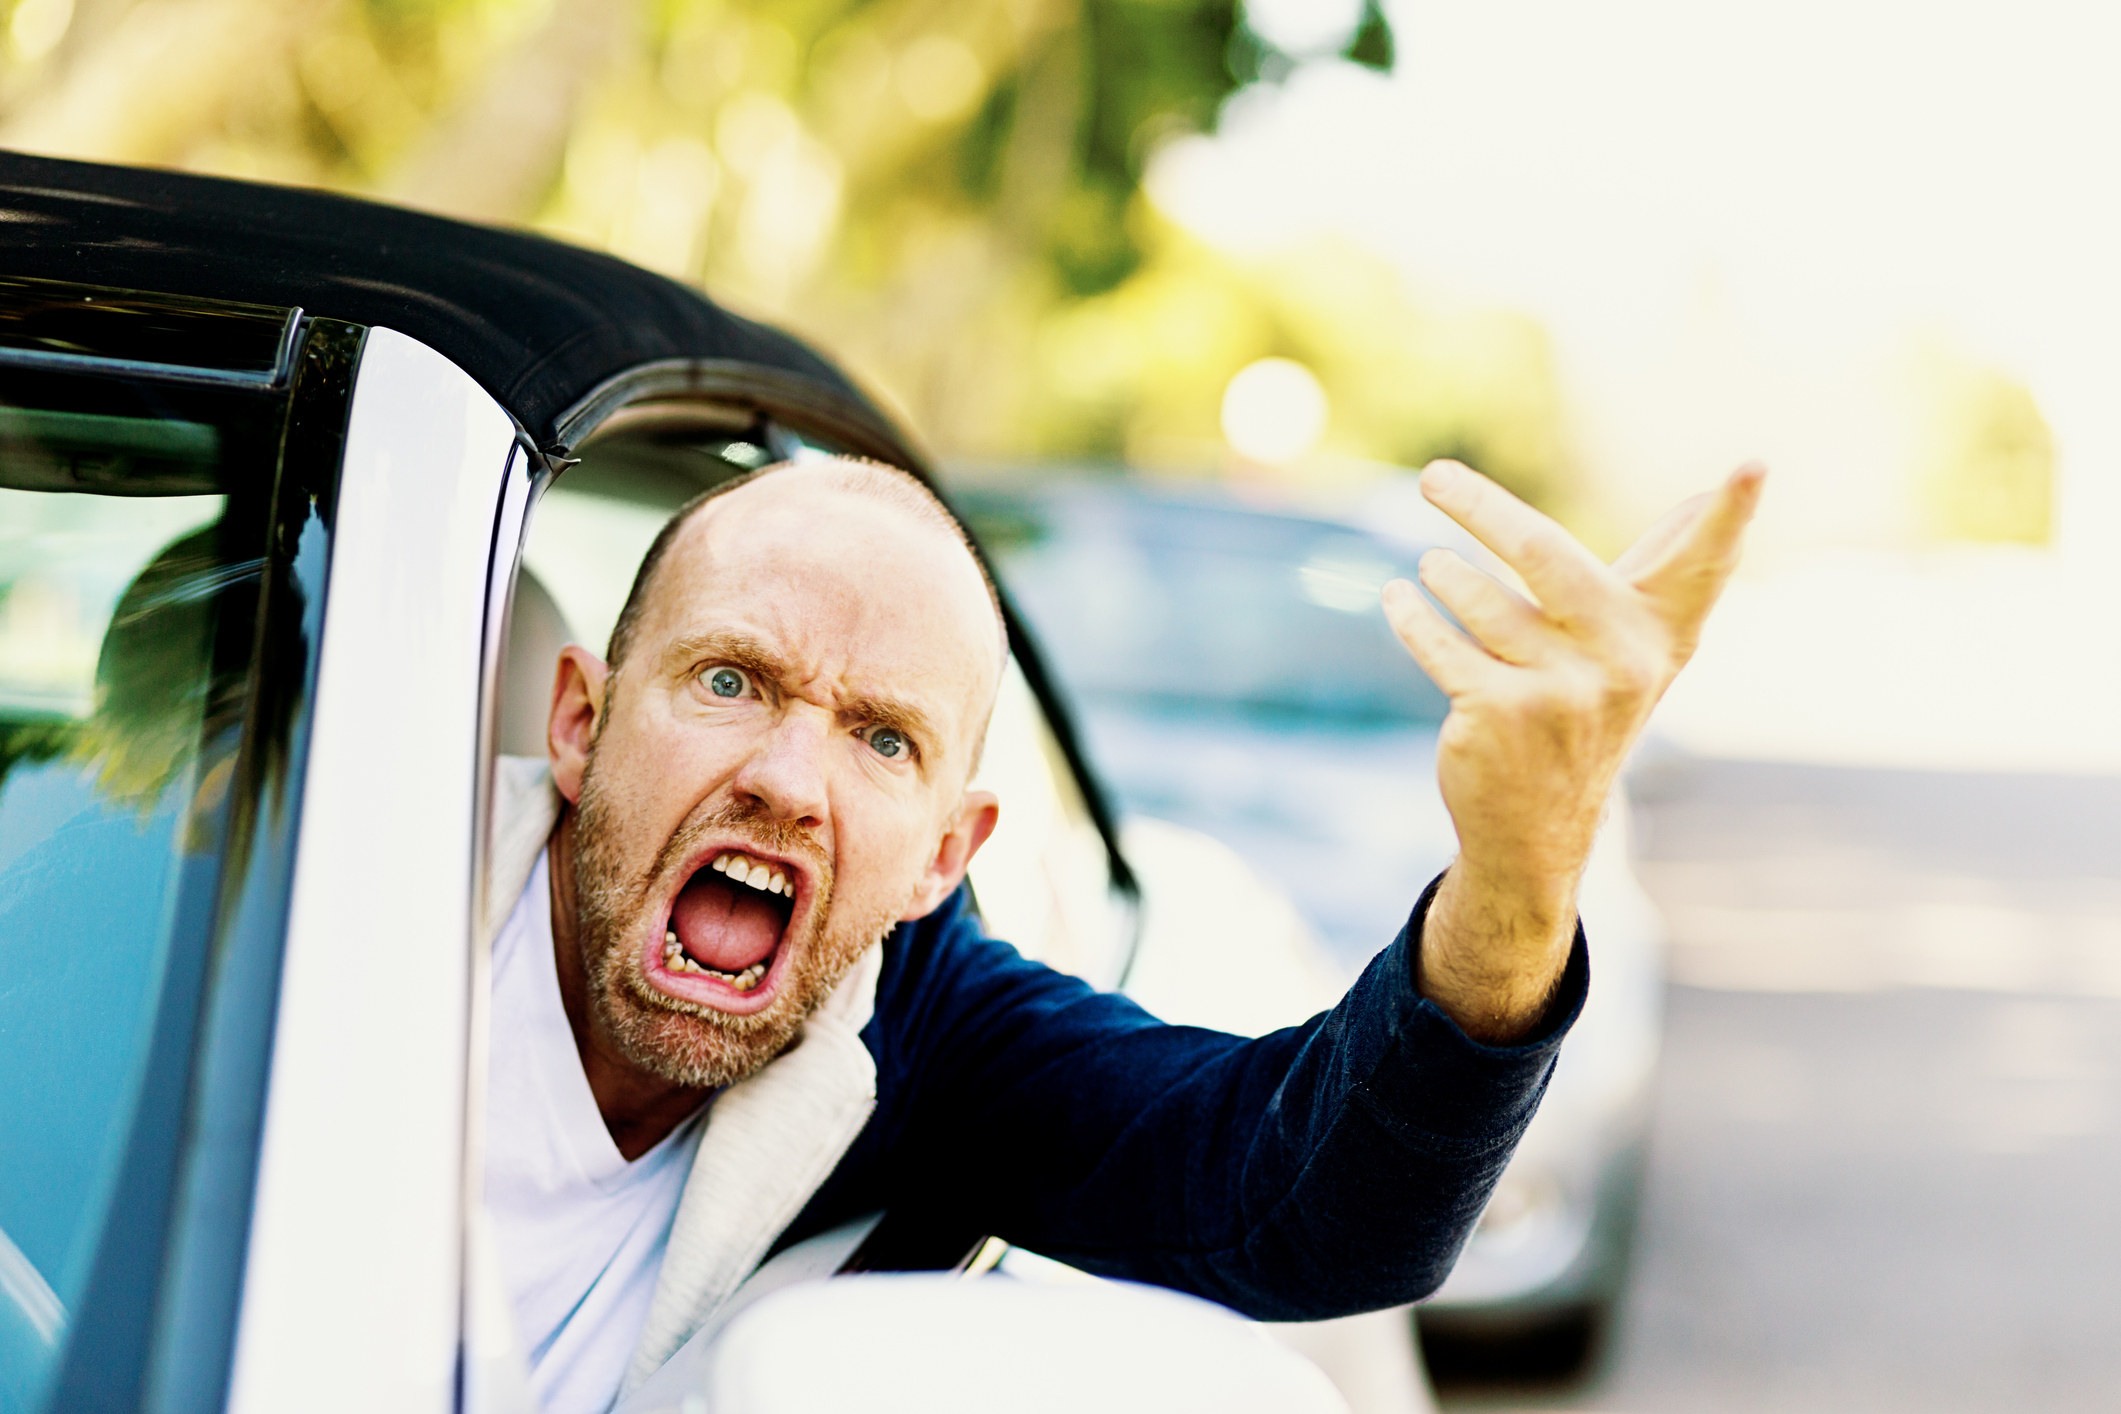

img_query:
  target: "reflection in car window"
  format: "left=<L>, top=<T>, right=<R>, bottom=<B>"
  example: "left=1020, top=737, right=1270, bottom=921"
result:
left=961, top=485, right=1451, bottom=726
left=0, top=394, right=277, bottom=1413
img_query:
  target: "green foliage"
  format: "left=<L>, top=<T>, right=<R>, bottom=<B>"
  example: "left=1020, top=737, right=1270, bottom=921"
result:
left=5, top=0, right=1585, bottom=500
left=1920, top=362, right=2054, bottom=544
left=1345, top=1, right=1393, bottom=71
left=1029, top=226, right=1575, bottom=510
left=0, top=719, right=73, bottom=796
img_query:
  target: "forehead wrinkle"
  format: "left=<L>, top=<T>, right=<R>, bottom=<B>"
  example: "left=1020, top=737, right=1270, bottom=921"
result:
left=646, top=477, right=1002, bottom=762
left=706, top=473, right=1001, bottom=658
left=660, top=626, right=953, bottom=755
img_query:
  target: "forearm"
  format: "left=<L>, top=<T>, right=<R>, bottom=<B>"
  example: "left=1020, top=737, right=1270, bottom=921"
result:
left=1384, top=459, right=1761, bottom=1044
left=968, top=884, right=1586, bottom=1318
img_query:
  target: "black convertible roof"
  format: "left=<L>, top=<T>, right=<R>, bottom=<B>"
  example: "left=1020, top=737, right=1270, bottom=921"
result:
left=0, top=150, right=891, bottom=452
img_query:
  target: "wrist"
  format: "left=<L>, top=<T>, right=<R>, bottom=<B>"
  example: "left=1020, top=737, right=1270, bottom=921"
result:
left=1443, top=850, right=1581, bottom=937
left=1417, top=859, right=1580, bottom=1045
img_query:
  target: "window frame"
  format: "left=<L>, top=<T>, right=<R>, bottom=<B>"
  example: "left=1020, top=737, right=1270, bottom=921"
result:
left=476, top=379, right=1147, bottom=1290
left=544, top=370, right=1139, bottom=911
left=220, top=328, right=521, bottom=1414
left=0, top=304, right=361, bottom=1414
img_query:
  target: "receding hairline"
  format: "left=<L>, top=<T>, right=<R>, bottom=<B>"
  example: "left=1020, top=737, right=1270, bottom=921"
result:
left=604, top=456, right=1007, bottom=680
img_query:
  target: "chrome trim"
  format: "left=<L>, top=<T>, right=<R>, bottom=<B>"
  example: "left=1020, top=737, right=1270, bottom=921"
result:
left=0, top=302, right=304, bottom=391
left=0, top=342, right=298, bottom=390
left=269, top=307, right=307, bottom=384
left=458, top=440, right=541, bottom=1414
left=548, top=359, right=929, bottom=470
left=226, top=328, right=517, bottom=1414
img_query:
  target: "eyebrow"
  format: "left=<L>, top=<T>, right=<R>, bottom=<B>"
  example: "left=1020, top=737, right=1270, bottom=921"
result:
left=661, top=630, right=946, bottom=765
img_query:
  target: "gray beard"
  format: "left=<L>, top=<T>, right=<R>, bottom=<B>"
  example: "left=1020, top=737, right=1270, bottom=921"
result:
left=568, top=745, right=898, bottom=1091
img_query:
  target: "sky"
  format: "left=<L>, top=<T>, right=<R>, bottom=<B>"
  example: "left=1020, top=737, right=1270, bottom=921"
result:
left=1156, top=0, right=2121, bottom=769
left=1154, top=0, right=2121, bottom=564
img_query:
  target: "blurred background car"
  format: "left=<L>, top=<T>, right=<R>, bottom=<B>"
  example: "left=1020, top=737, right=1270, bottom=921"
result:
left=957, top=471, right=1668, bottom=1372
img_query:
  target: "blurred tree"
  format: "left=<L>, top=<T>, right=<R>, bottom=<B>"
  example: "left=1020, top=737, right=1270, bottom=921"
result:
left=1030, top=224, right=1574, bottom=507
left=1913, top=352, right=2054, bottom=545
left=0, top=0, right=1572, bottom=509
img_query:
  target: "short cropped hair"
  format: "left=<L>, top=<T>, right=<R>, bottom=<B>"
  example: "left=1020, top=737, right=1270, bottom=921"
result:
left=603, top=456, right=1005, bottom=676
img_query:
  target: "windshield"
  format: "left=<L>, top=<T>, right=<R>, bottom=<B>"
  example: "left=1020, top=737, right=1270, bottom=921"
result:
left=0, top=374, right=288, bottom=1414
left=961, top=484, right=1450, bottom=727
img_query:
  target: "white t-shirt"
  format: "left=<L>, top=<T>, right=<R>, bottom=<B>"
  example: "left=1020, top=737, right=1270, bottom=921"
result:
left=486, top=852, right=708, bottom=1414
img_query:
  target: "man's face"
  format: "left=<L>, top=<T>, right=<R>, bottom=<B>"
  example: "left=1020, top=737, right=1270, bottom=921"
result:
left=555, top=471, right=1001, bottom=1091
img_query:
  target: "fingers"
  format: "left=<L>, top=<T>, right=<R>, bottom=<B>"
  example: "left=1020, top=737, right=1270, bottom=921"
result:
left=1381, top=578, right=1490, bottom=698
left=1416, top=549, right=1561, bottom=666
left=1419, top=460, right=1611, bottom=623
left=1625, top=462, right=1766, bottom=624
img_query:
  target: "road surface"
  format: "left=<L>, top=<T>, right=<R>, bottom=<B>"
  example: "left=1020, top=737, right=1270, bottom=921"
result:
left=1438, top=757, right=2121, bottom=1413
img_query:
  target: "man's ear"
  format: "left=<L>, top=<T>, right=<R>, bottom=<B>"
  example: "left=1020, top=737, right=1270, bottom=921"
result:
left=901, top=790, right=1001, bottom=921
left=548, top=645, right=610, bottom=805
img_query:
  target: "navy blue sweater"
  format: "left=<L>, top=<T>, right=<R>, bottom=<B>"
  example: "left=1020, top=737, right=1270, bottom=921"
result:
left=785, top=875, right=1589, bottom=1321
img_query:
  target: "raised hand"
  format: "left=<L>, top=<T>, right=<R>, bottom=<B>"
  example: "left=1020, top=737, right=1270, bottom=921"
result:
left=1381, top=458, right=1765, bottom=1042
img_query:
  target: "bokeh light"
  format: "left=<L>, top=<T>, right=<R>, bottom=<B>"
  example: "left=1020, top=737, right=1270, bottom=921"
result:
left=1220, top=357, right=1329, bottom=465
left=1241, top=0, right=1365, bottom=58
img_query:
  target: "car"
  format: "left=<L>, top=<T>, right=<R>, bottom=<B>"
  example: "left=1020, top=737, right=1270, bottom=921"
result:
left=956, top=473, right=1667, bottom=1373
left=0, top=151, right=1148, bottom=1414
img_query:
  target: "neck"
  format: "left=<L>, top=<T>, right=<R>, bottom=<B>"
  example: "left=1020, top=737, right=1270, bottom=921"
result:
left=547, top=811, right=710, bottom=1161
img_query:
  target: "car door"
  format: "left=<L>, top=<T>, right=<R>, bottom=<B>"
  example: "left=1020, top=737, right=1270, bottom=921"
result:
left=0, top=274, right=529, bottom=1414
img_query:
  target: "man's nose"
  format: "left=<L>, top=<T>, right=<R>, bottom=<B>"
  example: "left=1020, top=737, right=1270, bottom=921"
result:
left=731, top=706, right=831, bottom=827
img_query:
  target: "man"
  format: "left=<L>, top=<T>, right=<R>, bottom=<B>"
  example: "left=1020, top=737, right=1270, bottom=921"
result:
left=483, top=452, right=1763, bottom=1413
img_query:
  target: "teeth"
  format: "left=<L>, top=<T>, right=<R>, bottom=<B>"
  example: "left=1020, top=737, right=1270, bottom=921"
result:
left=660, top=943, right=768, bottom=990
left=709, top=850, right=793, bottom=899
left=669, top=856, right=787, bottom=988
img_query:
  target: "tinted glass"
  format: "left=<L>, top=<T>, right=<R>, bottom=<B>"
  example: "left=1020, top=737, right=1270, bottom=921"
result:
left=962, top=485, right=1451, bottom=726
left=0, top=377, right=284, bottom=1414
left=0, top=275, right=294, bottom=383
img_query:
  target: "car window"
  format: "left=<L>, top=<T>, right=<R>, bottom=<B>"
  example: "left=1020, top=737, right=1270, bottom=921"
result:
left=961, top=486, right=1451, bottom=726
left=520, top=419, right=762, bottom=657
left=0, top=385, right=285, bottom=1413
left=505, top=415, right=1129, bottom=986
left=962, top=657, right=1130, bottom=987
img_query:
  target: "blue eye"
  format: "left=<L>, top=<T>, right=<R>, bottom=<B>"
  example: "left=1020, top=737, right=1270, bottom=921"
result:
left=707, top=667, right=746, bottom=698
left=869, top=727, right=906, bottom=759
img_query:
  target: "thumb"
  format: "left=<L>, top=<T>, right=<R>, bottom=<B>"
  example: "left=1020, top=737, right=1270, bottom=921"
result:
left=1620, top=462, right=1765, bottom=623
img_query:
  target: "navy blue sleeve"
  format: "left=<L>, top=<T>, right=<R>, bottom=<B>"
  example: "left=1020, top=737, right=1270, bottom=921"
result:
left=799, top=874, right=1587, bottom=1321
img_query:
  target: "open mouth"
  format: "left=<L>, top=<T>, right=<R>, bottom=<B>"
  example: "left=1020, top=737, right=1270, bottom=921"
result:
left=652, top=848, right=800, bottom=1003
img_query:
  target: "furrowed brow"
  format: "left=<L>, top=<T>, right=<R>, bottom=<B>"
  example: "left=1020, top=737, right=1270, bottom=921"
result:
left=663, top=631, right=946, bottom=763
left=843, top=694, right=942, bottom=763
left=661, top=631, right=785, bottom=682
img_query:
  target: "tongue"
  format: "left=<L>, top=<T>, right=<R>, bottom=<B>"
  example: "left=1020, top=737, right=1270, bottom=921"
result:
left=670, top=871, right=782, bottom=972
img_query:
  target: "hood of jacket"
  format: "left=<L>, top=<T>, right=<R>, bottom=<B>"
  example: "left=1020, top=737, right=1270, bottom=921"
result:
left=481, top=755, right=881, bottom=1394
